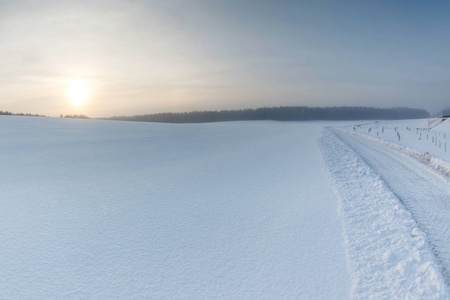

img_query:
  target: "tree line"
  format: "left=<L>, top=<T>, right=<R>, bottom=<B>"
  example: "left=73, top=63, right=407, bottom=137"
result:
left=61, top=114, right=90, bottom=119
left=441, top=108, right=450, bottom=117
left=0, top=106, right=432, bottom=123
left=0, top=110, right=44, bottom=117
left=105, top=106, right=430, bottom=123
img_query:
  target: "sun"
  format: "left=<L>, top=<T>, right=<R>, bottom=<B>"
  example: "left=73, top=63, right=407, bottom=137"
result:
left=67, top=80, right=90, bottom=106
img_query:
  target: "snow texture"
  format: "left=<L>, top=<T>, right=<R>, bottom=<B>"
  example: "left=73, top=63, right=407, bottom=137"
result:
left=337, top=120, right=450, bottom=287
left=348, top=118, right=450, bottom=167
left=320, top=128, right=449, bottom=299
left=3, top=115, right=450, bottom=299
left=0, top=116, right=350, bottom=299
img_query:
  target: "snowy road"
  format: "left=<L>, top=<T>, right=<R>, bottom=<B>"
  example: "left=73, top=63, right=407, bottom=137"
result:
left=333, top=128, right=450, bottom=285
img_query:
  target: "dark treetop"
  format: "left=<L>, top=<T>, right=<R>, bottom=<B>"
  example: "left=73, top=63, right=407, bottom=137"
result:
left=105, top=106, right=429, bottom=123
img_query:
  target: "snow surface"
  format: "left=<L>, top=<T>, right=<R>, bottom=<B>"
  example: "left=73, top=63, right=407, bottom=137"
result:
left=3, top=115, right=450, bottom=299
left=321, top=128, right=449, bottom=298
left=335, top=119, right=450, bottom=289
left=347, top=118, right=450, bottom=164
left=0, top=116, right=350, bottom=299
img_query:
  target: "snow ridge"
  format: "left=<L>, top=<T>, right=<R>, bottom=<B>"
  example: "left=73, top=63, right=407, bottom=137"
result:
left=319, top=128, right=449, bottom=299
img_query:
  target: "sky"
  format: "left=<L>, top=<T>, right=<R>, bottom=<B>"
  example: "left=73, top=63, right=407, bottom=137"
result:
left=1, top=0, right=450, bottom=117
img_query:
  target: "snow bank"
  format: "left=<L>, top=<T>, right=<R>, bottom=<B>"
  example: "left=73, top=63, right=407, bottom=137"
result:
left=343, top=124, right=450, bottom=180
left=347, top=118, right=450, bottom=165
left=320, top=128, right=449, bottom=299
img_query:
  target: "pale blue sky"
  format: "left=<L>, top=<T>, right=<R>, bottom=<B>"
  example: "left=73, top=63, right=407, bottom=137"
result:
left=0, top=0, right=449, bottom=117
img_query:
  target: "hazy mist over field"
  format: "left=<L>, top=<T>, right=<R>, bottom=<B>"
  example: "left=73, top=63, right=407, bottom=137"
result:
left=1, top=0, right=450, bottom=117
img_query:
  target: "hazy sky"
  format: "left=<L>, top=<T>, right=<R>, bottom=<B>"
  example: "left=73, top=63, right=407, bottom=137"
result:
left=1, top=0, right=450, bottom=117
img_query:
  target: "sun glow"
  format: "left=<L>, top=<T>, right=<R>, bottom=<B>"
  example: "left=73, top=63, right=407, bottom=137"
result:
left=67, top=80, right=90, bottom=106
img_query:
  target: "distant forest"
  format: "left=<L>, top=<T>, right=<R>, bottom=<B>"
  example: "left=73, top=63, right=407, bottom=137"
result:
left=105, top=106, right=430, bottom=123
left=0, top=106, right=433, bottom=123
left=61, top=114, right=90, bottom=119
left=441, top=108, right=450, bottom=117
left=0, top=110, right=44, bottom=117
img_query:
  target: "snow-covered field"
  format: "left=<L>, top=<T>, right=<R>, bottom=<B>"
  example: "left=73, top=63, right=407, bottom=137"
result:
left=1, top=116, right=450, bottom=299
left=0, top=117, right=351, bottom=299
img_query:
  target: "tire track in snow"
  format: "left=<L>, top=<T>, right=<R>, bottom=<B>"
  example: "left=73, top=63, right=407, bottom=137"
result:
left=333, top=128, right=450, bottom=286
left=320, top=128, right=449, bottom=299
